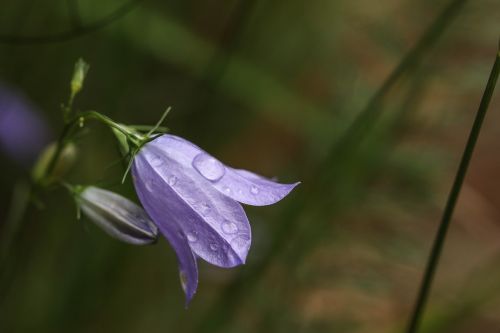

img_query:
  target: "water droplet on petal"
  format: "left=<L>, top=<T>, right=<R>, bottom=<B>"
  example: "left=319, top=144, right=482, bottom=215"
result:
left=150, top=155, right=163, bottom=167
left=187, top=231, right=198, bottom=242
left=168, top=175, right=178, bottom=186
left=231, top=235, right=250, bottom=250
left=222, top=186, right=231, bottom=194
left=250, top=185, right=259, bottom=194
left=145, top=180, right=154, bottom=192
left=200, top=202, right=211, bottom=216
left=221, top=220, right=238, bottom=234
left=209, top=242, right=219, bottom=251
left=192, top=152, right=225, bottom=182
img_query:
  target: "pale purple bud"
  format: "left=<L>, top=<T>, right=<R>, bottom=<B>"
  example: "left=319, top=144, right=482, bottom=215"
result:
left=78, top=186, right=158, bottom=245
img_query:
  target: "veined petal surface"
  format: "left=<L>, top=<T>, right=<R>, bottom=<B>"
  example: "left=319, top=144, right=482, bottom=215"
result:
left=133, top=166, right=200, bottom=304
left=132, top=147, right=251, bottom=268
left=150, top=134, right=299, bottom=206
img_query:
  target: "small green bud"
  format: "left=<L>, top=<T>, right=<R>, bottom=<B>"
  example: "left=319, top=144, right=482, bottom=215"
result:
left=70, top=58, right=89, bottom=97
left=32, top=142, right=77, bottom=185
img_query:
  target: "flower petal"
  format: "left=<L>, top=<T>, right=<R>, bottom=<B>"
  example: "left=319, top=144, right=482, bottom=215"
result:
left=150, top=134, right=299, bottom=206
left=133, top=168, right=198, bottom=305
left=218, top=167, right=300, bottom=206
left=78, top=186, right=158, bottom=245
left=132, top=148, right=251, bottom=269
left=156, top=223, right=199, bottom=306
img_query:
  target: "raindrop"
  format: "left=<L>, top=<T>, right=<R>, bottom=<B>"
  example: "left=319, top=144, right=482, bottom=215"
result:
left=192, top=152, right=225, bottom=182
left=221, top=220, right=238, bottom=234
left=231, top=235, right=250, bottom=250
left=150, top=155, right=163, bottom=167
left=187, top=231, right=198, bottom=242
left=168, top=175, right=178, bottom=186
left=145, top=180, right=154, bottom=192
left=250, top=185, right=259, bottom=194
left=222, top=186, right=231, bottom=194
left=200, top=202, right=211, bottom=215
left=209, top=242, right=219, bottom=251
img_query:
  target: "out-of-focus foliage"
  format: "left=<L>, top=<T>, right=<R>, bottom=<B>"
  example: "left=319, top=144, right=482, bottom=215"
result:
left=0, top=0, right=499, bottom=332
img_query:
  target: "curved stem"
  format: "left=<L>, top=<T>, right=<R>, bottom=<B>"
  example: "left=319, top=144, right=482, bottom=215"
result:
left=43, top=120, right=79, bottom=181
left=79, top=111, right=143, bottom=141
left=41, top=111, right=143, bottom=184
left=405, top=46, right=499, bottom=333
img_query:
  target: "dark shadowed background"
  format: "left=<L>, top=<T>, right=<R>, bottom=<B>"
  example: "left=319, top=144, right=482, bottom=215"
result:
left=0, top=0, right=499, bottom=332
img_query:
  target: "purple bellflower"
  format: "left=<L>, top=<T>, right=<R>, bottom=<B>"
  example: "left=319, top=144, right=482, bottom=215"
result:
left=0, top=84, right=50, bottom=166
left=131, top=134, right=299, bottom=304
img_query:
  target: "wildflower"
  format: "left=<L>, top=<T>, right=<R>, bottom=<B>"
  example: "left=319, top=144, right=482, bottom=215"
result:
left=132, top=134, right=299, bottom=304
left=76, top=186, right=158, bottom=245
left=0, top=84, right=50, bottom=166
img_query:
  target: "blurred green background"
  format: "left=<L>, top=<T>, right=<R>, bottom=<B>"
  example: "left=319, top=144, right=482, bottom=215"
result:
left=0, top=0, right=499, bottom=332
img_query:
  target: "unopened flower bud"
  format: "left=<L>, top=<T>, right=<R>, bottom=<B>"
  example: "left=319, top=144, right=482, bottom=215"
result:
left=31, top=142, right=77, bottom=185
left=77, top=186, right=158, bottom=245
left=70, top=58, right=89, bottom=97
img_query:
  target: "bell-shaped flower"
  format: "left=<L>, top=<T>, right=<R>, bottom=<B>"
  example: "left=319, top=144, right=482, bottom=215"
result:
left=77, top=186, right=158, bottom=245
left=131, top=134, right=299, bottom=304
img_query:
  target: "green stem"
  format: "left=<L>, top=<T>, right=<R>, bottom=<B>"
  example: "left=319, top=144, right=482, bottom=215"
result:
left=43, top=119, right=79, bottom=182
left=41, top=110, right=143, bottom=183
left=80, top=111, right=143, bottom=142
left=405, top=46, right=499, bottom=333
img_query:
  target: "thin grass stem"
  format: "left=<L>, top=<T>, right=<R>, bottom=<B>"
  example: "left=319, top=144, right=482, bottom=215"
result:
left=405, top=45, right=499, bottom=333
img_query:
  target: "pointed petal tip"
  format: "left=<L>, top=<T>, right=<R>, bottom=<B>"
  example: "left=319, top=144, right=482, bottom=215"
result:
left=228, top=234, right=251, bottom=266
left=180, top=269, right=198, bottom=308
left=282, top=182, right=302, bottom=193
left=278, top=180, right=301, bottom=197
left=214, top=166, right=300, bottom=206
left=184, top=290, right=196, bottom=309
left=229, top=253, right=247, bottom=267
left=251, top=180, right=301, bottom=206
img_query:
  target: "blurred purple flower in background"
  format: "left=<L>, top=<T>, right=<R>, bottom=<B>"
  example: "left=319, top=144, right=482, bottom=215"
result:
left=132, top=134, right=299, bottom=304
left=0, top=84, right=50, bottom=166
